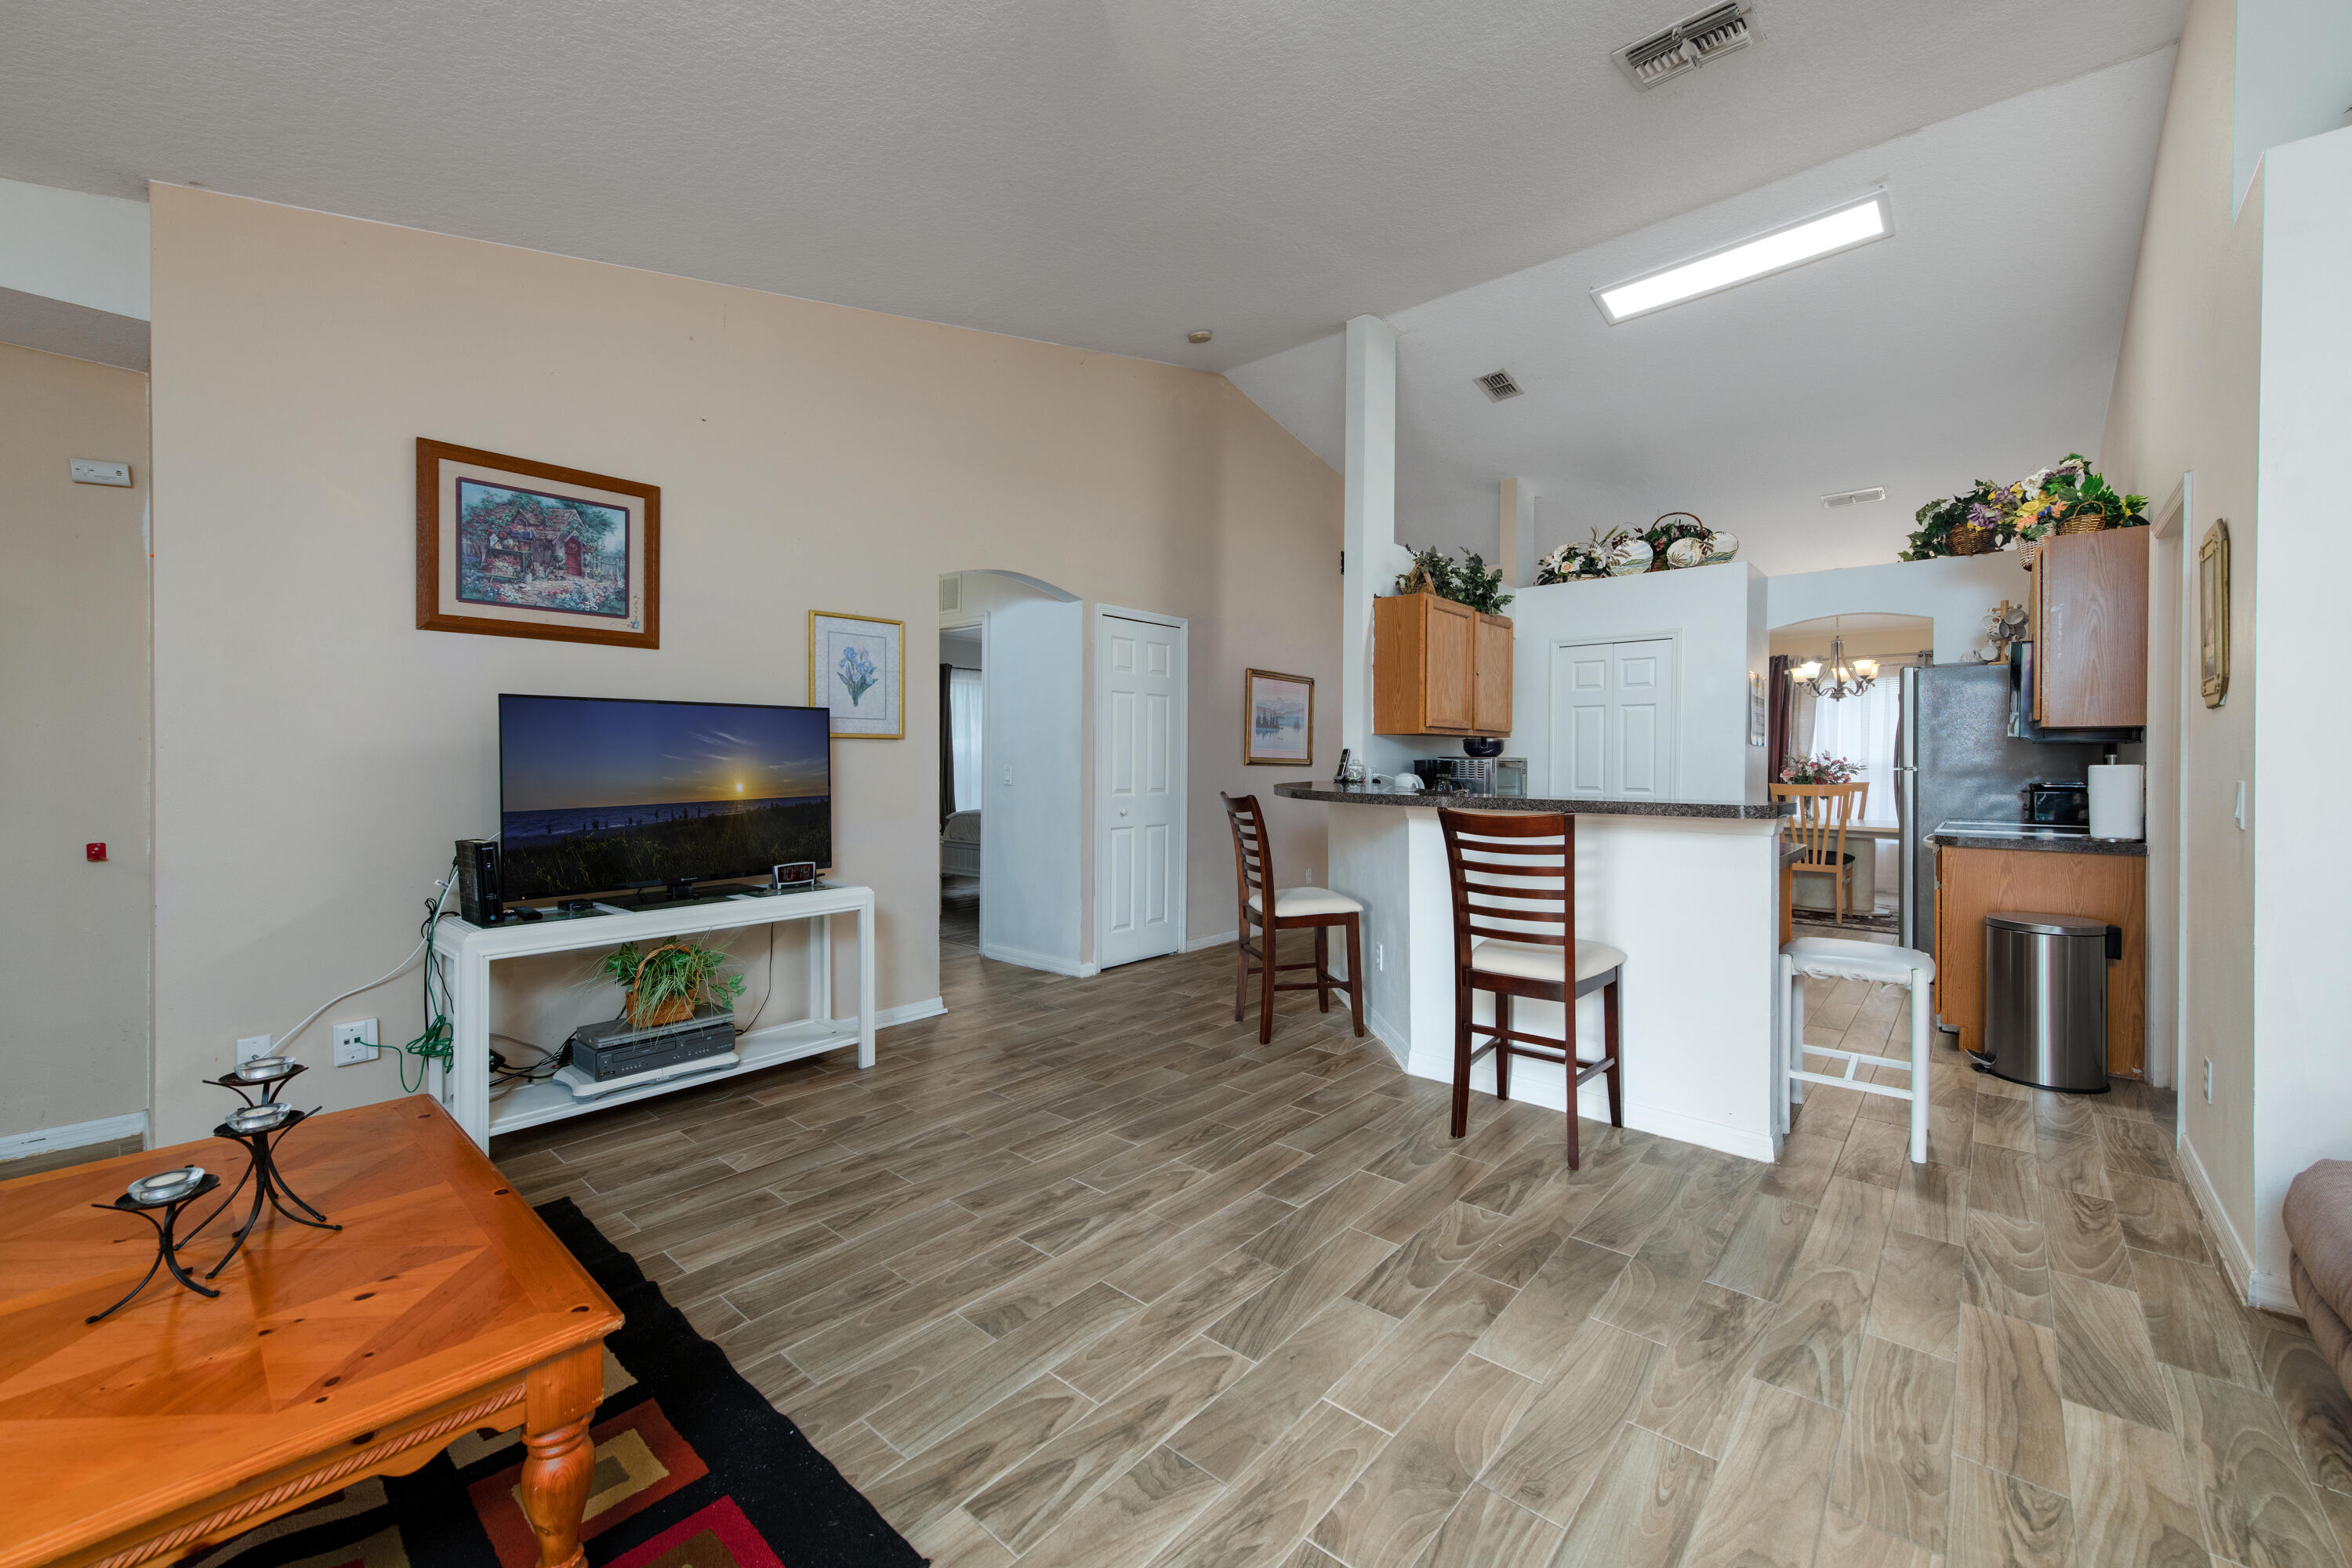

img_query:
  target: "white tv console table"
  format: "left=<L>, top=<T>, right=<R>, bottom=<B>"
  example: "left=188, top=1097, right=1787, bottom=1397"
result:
left=429, top=882, right=876, bottom=1149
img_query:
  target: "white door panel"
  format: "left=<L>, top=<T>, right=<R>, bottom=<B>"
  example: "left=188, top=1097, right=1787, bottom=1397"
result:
left=1551, top=637, right=1675, bottom=800
left=1098, top=612, right=1185, bottom=968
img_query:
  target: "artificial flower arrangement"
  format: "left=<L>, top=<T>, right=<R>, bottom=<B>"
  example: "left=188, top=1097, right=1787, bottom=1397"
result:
left=1901, top=455, right=2147, bottom=562
left=1534, top=516, right=1735, bottom=584
left=1780, top=752, right=1860, bottom=785
left=1392, top=545, right=1514, bottom=615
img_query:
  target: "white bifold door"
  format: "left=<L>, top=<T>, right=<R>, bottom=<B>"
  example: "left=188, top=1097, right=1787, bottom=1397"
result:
left=1550, top=638, right=1675, bottom=799
left=1097, top=611, right=1186, bottom=968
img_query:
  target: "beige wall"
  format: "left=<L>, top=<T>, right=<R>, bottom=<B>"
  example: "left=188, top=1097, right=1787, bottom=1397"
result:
left=0, top=343, right=151, bottom=1139
left=147, top=186, right=1338, bottom=1144
left=2096, top=0, right=2263, bottom=1273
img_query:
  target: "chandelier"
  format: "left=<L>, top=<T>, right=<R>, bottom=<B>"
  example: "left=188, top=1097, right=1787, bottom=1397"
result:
left=1791, top=633, right=1878, bottom=701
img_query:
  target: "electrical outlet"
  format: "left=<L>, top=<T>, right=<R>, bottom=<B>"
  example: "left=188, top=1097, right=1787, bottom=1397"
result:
left=1375, top=942, right=1385, bottom=972
left=332, top=1018, right=381, bottom=1066
left=2203, top=1057, right=2214, bottom=1103
left=236, top=1034, right=274, bottom=1065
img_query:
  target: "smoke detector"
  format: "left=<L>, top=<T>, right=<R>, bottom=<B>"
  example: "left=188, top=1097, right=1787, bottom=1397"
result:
left=1474, top=369, right=1524, bottom=402
left=1613, top=3, right=1754, bottom=90
left=1822, top=486, right=1888, bottom=509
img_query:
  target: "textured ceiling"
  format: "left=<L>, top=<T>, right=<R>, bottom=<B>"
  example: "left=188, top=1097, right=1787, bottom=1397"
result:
left=1, top=0, right=2184, bottom=369
left=1225, top=50, right=2177, bottom=577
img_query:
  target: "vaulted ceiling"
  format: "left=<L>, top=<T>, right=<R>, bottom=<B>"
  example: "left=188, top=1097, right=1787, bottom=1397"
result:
left=3, top=0, right=2185, bottom=373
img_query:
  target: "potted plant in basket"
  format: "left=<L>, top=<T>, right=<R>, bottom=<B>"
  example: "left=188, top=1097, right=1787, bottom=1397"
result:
left=601, top=939, right=746, bottom=1029
left=1392, top=546, right=1514, bottom=615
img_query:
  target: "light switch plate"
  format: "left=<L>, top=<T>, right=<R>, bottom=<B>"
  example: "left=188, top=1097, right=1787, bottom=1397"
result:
left=332, top=1018, right=381, bottom=1066
left=70, top=459, right=132, bottom=487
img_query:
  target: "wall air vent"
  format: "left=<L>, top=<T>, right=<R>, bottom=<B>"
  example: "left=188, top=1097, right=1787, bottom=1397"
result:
left=938, top=574, right=962, bottom=612
left=1613, top=3, right=1753, bottom=91
left=1475, top=369, right=1523, bottom=402
left=1822, top=486, right=1888, bottom=509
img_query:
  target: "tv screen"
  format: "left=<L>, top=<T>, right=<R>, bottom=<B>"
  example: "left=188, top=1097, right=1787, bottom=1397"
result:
left=499, top=694, right=832, bottom=902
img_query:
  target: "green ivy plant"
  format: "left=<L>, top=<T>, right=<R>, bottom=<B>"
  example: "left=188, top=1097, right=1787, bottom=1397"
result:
left=1392, top=545, right=1513, bottom=615
left=601, top=938, right=746, bottom=1029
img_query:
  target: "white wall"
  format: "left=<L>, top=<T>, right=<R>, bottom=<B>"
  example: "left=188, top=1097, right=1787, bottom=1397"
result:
left=0, top=344, right=152, bottom=1142
left=2232, top=0, right=2352, bottom=208
left=1504, top=562, right=1762, bottom=805
left=2099, top=0, right=2267, bottom=1294
left=2249, top=125, right=2352, bottom=1300
left=1765, top=554, right=2029, bottom=664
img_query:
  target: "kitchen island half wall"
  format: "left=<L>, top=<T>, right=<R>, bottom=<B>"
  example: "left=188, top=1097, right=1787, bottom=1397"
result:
left=1275, top=784, right=1791, bottom=1163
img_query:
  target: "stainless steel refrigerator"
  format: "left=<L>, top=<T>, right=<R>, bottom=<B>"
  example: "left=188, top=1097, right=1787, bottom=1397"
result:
left=1893, top=658, right=2111, bottom=953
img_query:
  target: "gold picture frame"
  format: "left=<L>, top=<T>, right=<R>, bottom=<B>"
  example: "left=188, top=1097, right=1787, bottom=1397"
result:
left=808, top=611, right=905, bottom=739
left=2198, top=520, right=2230, bottom=709
left=1243, top=669, right=1314, bottom=766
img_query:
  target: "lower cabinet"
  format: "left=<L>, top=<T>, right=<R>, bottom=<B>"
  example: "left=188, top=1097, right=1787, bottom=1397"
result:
left=1932, top=845, right=2144, bottom=1076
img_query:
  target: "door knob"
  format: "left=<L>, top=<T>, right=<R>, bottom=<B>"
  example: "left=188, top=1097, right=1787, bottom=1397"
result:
left=1119, top=808, right=1129, bottom=817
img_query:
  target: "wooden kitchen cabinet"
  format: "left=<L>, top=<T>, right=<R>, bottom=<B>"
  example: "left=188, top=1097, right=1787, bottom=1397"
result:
left=1374, top=593, right=1512, bottom=735
left=1932, top=844, right=2144, bottom=1076
left=2032, top=527, right=2148, bottom=728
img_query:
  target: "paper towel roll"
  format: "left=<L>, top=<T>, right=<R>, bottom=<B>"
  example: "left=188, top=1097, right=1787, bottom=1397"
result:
left=2088, top=763, right=2145, bottom=840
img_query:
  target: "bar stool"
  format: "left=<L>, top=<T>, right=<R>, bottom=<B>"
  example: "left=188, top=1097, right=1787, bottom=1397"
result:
left=1779, top=936, right=1936, bottom=1163
left=1221, top=793, right=1365, bottom=1044
left=1438, top=808, right=1625, bottom=1169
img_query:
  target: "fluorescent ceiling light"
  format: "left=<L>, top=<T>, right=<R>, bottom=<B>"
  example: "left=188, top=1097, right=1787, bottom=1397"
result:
left=1594, top=192, right=1892, bottom=324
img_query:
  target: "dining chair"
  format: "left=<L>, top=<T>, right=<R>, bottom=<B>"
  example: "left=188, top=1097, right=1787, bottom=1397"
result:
left=1773, top=781, right=1869, bottom=924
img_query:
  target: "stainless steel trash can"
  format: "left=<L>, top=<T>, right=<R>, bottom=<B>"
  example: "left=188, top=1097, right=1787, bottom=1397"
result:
left=1981, top=911, right=2117, bottom=1093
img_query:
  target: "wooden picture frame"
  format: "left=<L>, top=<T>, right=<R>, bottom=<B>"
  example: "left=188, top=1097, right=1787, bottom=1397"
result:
left=416, top=439, right=659, bottom=648
left=2198, top=518, right=2230, bottom=708
left=1243, top=669, right=1314, bottom=766
left=809, top=611, right=905, bottom=739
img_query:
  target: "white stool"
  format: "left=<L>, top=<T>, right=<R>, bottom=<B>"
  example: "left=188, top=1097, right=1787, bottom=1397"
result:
left=1778, top=937, right=1937, bottom=1163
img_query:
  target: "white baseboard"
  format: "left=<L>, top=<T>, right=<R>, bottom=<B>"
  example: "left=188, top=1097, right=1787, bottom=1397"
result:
left=1363, top=1004, right=1410, bottom=1068
left=1185, top=928, right=1240, bottom=954
left=2176, top=1130, right=2276, bottom=1308
left=981, top=942, right=1091, bottom=978
left=0, top=1110, right=148, bottom=1163
left=1623, top=1102, right=1778, bottom=1165
left=850, top=996, right=946, bottom=1030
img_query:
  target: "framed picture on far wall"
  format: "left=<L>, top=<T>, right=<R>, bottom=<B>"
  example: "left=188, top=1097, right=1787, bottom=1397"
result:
left=416, top=438, right=659, bottom=648
left=1243, top=669, right=1314, bottom=766
left=810, top=611, right=905, bottom=739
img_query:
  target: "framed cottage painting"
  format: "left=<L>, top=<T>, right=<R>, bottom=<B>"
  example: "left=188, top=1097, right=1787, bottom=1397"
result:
left=810, top=612, right=904, bottom=739
left=1243, top=669, right=1313, bottom=765
left=416, top=439, right=659, bottom=648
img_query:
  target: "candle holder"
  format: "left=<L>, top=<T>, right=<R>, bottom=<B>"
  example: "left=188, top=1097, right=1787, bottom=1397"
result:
left=187, top=1095, right=339, bottom=1278
left=212, top=1056, right=302, bottom=1104
left=87, top=1167, right=223, bottom=1323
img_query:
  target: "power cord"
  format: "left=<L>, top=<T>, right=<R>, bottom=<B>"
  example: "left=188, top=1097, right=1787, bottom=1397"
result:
left=735, top=924, right=779, bottom=1038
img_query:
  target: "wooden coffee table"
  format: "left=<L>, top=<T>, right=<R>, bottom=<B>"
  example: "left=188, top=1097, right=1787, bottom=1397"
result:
left=0, top=1096, right=622, bottom=1568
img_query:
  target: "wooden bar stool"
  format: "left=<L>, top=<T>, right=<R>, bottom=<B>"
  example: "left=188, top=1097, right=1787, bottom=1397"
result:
left=1221, top=793, right=1365, bottom=1044
left=1438, top=809, right=1625, bottom=1169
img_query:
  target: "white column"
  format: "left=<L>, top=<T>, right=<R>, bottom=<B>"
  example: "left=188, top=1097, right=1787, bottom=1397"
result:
left=1498, top=478, right=1537, bottom=586
left=1341, top=315, right=1396, bottom=757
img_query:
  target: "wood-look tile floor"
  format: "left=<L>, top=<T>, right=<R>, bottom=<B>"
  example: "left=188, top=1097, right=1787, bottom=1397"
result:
left=492, top=942, right=2352, bottom=1568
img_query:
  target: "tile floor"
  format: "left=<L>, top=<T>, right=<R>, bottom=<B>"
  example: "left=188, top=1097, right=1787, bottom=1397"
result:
left=476, top=938, right=2352, bottom=1567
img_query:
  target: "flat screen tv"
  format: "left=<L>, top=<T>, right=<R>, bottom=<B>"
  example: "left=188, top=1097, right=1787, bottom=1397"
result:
left=499, top=694, right=832, bottom=902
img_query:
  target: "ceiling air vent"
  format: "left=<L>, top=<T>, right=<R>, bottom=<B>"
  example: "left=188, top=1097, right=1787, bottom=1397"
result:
left=1822, top=486, right=1888, bottom=509
left=1475, top=369, right=1523, bottom=402
left=1613, top=3, right=1754, bottom=91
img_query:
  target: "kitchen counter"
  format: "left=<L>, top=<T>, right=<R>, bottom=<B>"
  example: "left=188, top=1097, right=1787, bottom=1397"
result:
left=1272, top=783, right=1790, bottom=819
left=1927, top=819, right=2147, bottom=857
left=1275, top=779, right=1791, bottom=1163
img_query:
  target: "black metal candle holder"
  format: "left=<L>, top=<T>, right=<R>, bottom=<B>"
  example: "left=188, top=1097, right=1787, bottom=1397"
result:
left=186, top=1082, right=340, bottom=1277
left=87, top=1168, right=223, bottom=1323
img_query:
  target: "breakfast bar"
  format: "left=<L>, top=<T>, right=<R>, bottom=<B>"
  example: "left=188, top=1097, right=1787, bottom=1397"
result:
left=1274, top=783, right=1793, bottom=1162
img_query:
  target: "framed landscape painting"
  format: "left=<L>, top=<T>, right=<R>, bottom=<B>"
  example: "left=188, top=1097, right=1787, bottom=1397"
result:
left=416, top=439, right=659, bottom=648
left=1243, top=669, right=1313, bottom=765
left=810, top=611, right=904, bottom=739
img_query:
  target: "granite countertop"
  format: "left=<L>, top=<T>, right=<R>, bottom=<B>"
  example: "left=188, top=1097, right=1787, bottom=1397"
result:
left=1271, top=783, right=1791, bottom=821
left=1927, top=820, right=2147, bottom=858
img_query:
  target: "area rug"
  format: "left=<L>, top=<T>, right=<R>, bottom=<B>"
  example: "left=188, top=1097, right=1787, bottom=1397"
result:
left=182, top=1199, right=926, bottom=1568
left=1793, top=906, right=1900, bottom=938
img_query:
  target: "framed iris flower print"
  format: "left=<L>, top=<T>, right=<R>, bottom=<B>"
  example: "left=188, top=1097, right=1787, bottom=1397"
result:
left=809, top=612, right=904, bottom=739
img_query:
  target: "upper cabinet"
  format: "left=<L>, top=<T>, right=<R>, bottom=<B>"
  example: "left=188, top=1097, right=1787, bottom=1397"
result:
left=1374, top=593, right=1512, bottom=735
left=2032, top=528, right=2149, bottom=728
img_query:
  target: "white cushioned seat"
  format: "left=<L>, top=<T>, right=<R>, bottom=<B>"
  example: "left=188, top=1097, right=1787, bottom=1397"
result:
left=1471, top=935, right=1627, bottom=985
left=1247, top=886, right=1364, bottom=918
left=1782, top=935, right=1934, bottom=985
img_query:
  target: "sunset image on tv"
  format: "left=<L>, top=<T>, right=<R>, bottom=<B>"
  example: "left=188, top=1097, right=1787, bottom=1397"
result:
left=499, top=695, right=832, bottom=901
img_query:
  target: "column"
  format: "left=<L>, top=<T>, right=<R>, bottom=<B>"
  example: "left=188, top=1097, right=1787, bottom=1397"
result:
left=1341, top=315, right=1396, bottom=757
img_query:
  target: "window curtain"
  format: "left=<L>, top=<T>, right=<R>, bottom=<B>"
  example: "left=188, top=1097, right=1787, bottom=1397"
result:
left=947, top=666, right=984, bottom=813
left=1766, top=655, right=1791, bottom=779
left=939, top=665, right=956, bottom=828
left=1806, top=677, right=1902, bottom=826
